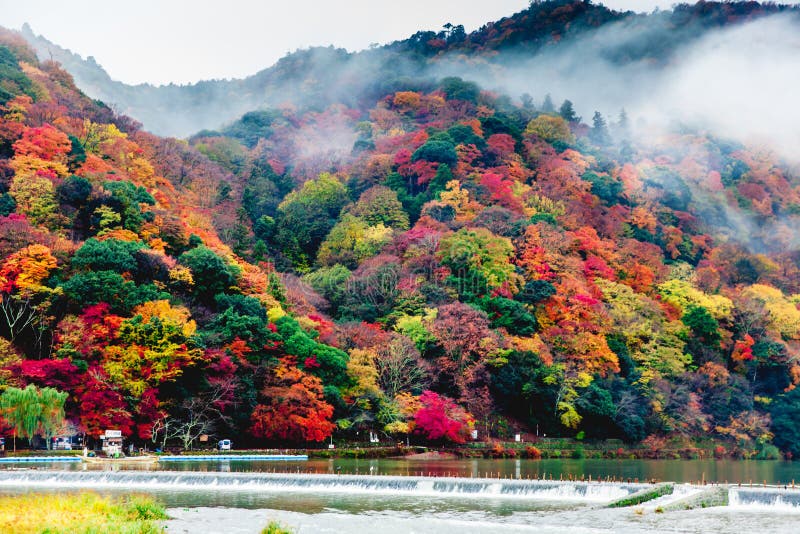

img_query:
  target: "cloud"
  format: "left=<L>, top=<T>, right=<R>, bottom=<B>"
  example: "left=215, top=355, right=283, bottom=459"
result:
left=432, top=12, right=800, bottom=163
left=644, top=15, right=800, bottom=161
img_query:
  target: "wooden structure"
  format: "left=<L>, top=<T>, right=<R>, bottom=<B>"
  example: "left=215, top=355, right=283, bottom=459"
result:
left=100, top=429, right=123, bottom=456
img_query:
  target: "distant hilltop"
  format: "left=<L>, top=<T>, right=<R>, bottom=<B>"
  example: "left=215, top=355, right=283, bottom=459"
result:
left=11, top=1, right=800, bottom=137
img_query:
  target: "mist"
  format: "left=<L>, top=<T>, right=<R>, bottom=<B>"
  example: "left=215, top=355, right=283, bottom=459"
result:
left=433, top=12, right=800, bottom=163
left=646, top=15, right=800, bottom=161
left=236, top=9, right=800, bottom=253
left=16, top=3, right=800, bottom=166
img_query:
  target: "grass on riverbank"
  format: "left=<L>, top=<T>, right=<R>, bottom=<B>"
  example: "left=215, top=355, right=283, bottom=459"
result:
left=0, top=492, right=167, bottom=533
left=262, top=520, right=294, bottom=534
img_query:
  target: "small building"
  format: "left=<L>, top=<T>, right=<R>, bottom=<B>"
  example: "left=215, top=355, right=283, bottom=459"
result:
left=101, top=429, right=123, bottom=456
left=52, top=436, right=73, bottom=450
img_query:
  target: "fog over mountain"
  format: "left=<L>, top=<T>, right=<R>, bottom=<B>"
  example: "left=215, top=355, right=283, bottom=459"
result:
left=13, top=0, right=800, bottom=158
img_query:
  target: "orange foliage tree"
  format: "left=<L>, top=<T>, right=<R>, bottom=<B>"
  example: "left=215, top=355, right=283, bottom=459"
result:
left=250, top=356, right=335, bottom=442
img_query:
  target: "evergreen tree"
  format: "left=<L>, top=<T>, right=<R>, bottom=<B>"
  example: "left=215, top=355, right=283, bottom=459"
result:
left=559, top=99, right=580, bottom=123
left=541, top=94, right=555, bottom=113
left=590, top=111, right=611, bottom=145
left=616, top=108, right=630, bottom=140
left=231, top=207, right=253, bottom=258
left=772, top=387, right=800, bottom=457
left=618, top=108, right=629, bottom=130
left=520, top=93, right=535, bottom=111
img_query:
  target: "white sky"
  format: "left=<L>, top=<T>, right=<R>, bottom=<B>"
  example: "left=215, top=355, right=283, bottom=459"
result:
left=0, top=1, right=793, bottom=85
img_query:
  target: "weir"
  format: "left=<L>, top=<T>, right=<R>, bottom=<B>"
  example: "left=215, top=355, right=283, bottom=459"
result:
left=4, top=469, right=797, bottom=509
left=0, top=470, right=646, bottom=502
left=729, top=487, right=800, bottom=510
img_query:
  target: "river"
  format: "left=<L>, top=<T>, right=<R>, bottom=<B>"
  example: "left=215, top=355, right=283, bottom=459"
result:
left=9, top=457, right=800, bottom=485
left=1, top=459, right=799, bottom=533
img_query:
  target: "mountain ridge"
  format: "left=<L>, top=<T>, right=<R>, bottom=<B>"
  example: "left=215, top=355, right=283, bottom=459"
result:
left=13, top=1, right=800, bottom=137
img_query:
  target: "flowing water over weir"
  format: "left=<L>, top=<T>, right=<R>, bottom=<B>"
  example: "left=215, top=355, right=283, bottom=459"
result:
left=729, top=487, right=800, bottom=510
left=0, top=470, right=645, bottom=502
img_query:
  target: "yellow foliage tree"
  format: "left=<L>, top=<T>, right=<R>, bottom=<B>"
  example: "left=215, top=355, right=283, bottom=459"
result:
left=131, top=300, right=196, bottom=338
left=524, top=115, right=574, bottom=144
left=9, top=173, right=61, bottom=228
left=0, top=244, right=60, bottom=342
left=742, top=284, right=800, bottom=340
left=438, top=180, right=482, bottom=221
left=103, top=307, right=203, bottom=396
left=598, top=279, right=690, bottom=381
left=346, top=348, right=381, bottom=398
left=0, top=338, right=22, bottom=391
left=80, top=120, right=127, bottom=154
left=10, top=155, right=68, bottom=179
left=658, top=279, right=733, bottom=320
left=384, top=392, right=423, bottom=434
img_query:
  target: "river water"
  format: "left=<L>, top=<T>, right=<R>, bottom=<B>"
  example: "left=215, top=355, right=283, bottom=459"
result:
left=11, top=457, right=800, bottom=484
left=1, top=459, right=799, bottom=533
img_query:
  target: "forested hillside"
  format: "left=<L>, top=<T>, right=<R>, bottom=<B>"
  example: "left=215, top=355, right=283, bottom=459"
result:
left=185, top=74, right=800, bottom=455
left=2, top=3, right=800, bottom=457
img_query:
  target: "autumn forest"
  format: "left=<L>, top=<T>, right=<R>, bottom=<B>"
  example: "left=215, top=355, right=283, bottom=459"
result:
left=1, top=0, right=800, bottom=458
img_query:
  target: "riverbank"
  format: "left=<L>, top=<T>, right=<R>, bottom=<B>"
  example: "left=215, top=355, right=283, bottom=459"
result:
left=449, top=436, right=782, bottom=461
left=0, top=436, right=786, bottom=463
left=154, top=436, right=785, bottom=461
left=0, top=492, right=166, bottom=533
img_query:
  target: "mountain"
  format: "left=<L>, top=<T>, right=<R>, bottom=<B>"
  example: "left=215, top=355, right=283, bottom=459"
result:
left=2, top=2, right=800, bottom=456
left=15, top=1, right=800, bottom=137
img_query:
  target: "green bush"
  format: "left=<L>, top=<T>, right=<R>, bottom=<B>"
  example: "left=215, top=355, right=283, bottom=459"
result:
left=756, top=443, right=781, bottom=460
left=71, top=238, right=144, bottom=273
left=62, top=271, right=169, bottom=314
left=179, top=246, right=240, bottom=302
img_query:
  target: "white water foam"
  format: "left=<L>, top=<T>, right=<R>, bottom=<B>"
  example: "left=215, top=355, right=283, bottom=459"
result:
left=0, top=470, right=642, bottom=503
left=729, top=488, right=800, bottom=511
left=641, top=483, right=703, bottom=510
